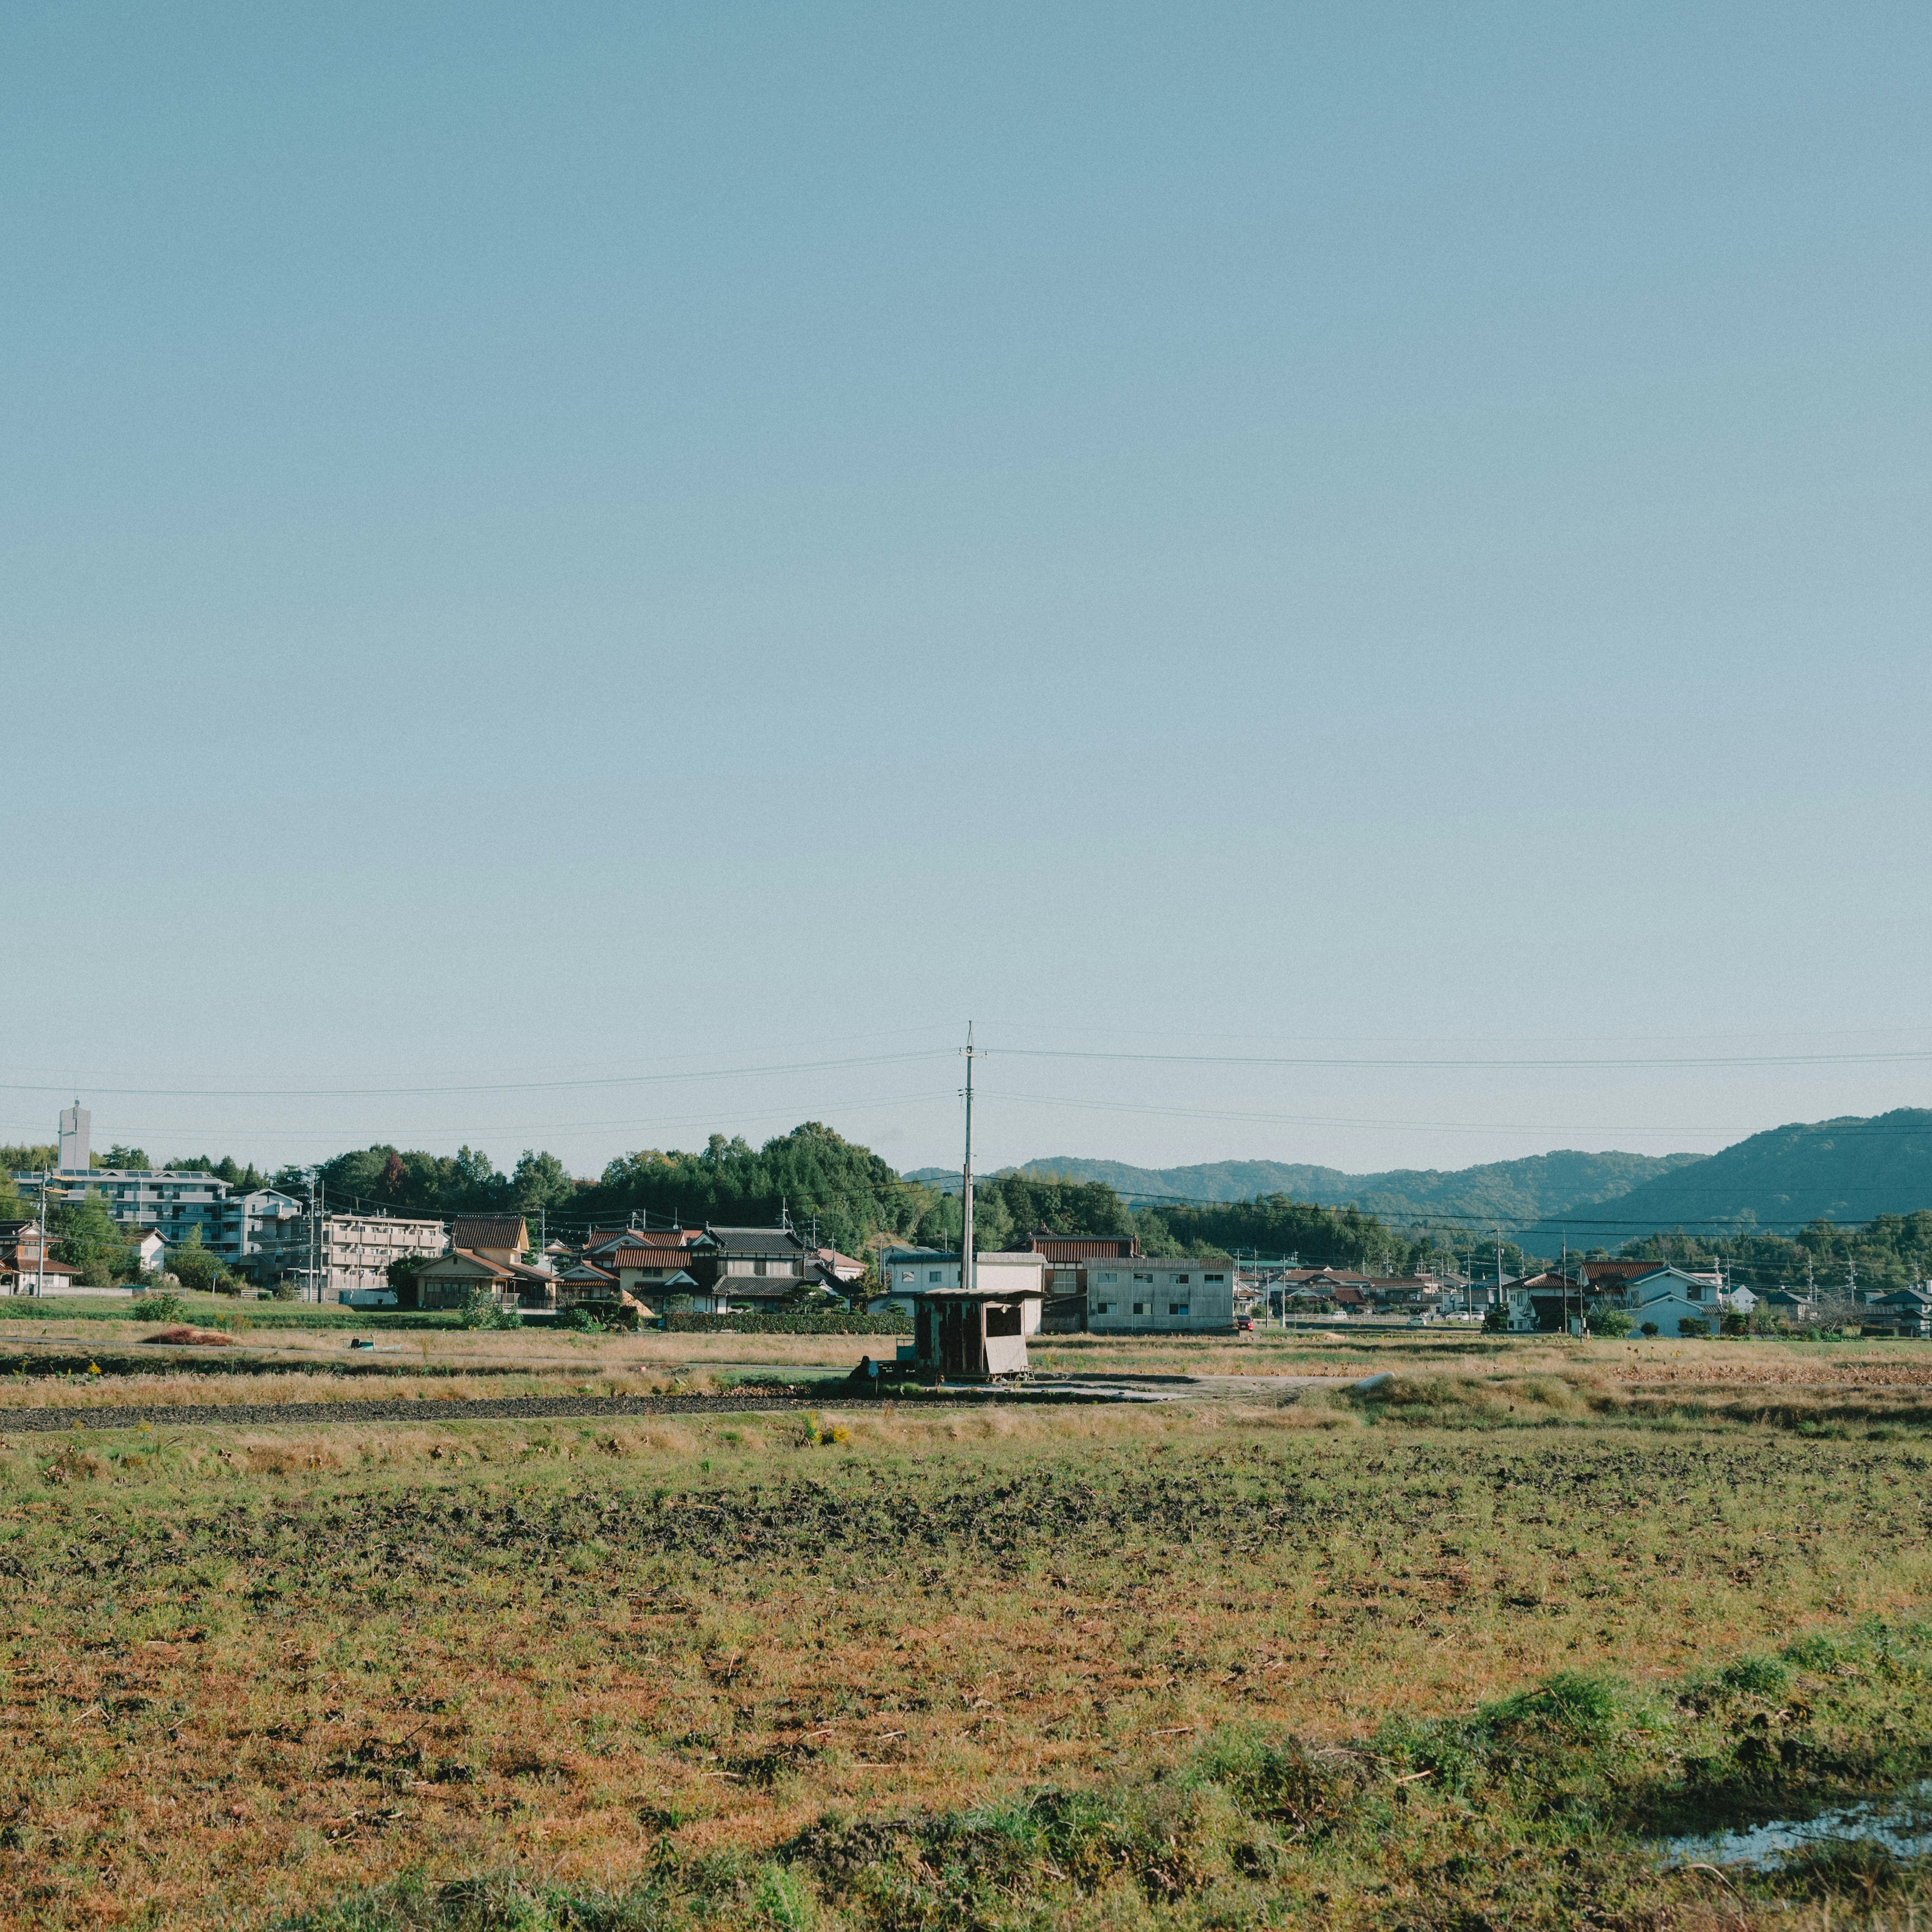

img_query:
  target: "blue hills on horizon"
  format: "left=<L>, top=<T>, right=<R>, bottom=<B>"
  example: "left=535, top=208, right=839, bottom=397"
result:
left=905, top=1110, right=1932, bottom=1233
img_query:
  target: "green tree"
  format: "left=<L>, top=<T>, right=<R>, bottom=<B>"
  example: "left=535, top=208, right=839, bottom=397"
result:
left=512, top=1149, right=576, bottom=1216
left=166, top=1226, right=226, bottom=1295
left=52, top=1190, right=134, bottom=1286
left=98, top=1144, right=149, bottom=1171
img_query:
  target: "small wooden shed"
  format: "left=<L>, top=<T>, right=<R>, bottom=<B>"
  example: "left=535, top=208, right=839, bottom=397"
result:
left=913, top=1283, right=1044, bottom=1380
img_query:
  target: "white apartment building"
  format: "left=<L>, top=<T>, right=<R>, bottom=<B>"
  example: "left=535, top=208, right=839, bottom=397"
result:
left=252, top=1212, right=450, bottom=1298
left=11, top=1106, right=300, bottom=1266
left=8, top=1169, right=302, bottom=1267
left=1087, top=1258, right=1236, bottom=1333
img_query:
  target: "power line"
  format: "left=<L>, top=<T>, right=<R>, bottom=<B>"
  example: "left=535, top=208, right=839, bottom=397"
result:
left=999, top=1046, right=1932, bottom=1071
left=0, top=1049, right=952, bottom=1100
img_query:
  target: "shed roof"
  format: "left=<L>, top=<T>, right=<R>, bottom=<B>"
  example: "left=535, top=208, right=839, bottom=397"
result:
left=912, top=1283, right=1044, bottom=1301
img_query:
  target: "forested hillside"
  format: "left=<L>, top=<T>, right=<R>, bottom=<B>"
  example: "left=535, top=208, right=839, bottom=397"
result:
left=1598, top=1110, right=1932, bottom=1231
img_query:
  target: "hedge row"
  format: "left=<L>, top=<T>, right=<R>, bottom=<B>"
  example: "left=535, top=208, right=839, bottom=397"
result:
left=661, top=1313, right=912, bottom=1336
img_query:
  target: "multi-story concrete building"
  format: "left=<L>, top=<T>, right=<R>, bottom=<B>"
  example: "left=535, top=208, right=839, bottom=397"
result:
left=1086, top=1258, right=1235, bottom=1333
left=11, top=1106, right=301, bottom=1269
left=8, top=1167, right=302, bottom=1268
left=250, top=1212, right=450, bottom=1298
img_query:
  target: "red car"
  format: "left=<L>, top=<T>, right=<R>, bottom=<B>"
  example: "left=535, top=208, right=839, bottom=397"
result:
left=1235, top=1316, right=1254, bottom=1332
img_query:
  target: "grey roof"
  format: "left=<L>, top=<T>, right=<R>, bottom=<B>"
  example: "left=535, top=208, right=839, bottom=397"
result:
left=693, top=1226, right=807, bottom=1255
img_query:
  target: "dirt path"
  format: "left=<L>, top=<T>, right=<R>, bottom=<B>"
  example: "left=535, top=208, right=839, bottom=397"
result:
left=0, top=1373, right=1340, bottom=1435
left=0, top=1385, right=1158, bottom=1435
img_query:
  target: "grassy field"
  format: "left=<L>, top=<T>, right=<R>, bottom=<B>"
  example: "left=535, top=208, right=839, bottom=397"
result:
left=0, top=1296, right=465, bottom=1332
left=0, top=1335, right=1930, bottom=1926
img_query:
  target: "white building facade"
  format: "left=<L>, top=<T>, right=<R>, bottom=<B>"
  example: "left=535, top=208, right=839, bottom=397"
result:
left=1087, top=1258, right=1236, bottom=1333
left=879, top=1251, right=1046, bottom=1332
left=251, top=1212, right=450, bottom=1298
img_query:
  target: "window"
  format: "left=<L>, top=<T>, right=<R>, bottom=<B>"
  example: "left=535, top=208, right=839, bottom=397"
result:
left=1174, top=1274, right=1189, bottom=1284
left=1134, top=1271, right=1152, bottom=1283
left=1204, top=1273, right=1225, bottom=1283
left=928, top=1270, right=942, bottom=1283
left=1093, top=1301, right=1111, bottom=1315
left=1097, top=1271, right=1117, bottom=1284
left=1169, top=1303, right=1189, bottom=1317
left=1132, top=1302, right=1146, bottom=1316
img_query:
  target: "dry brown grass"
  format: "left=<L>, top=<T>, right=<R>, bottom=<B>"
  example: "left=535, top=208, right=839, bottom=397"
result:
left=0, top=1395, right=1927, bottom=1925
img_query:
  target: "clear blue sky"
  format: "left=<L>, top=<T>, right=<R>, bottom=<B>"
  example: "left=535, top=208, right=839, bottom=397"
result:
left=6, top=3, right=1929, bottom=1180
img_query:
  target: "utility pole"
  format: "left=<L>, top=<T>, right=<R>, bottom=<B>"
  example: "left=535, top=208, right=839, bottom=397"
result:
left=960, top=1023, right=983, bottom=1299
left=35, top=1168, right=49, bottom=1298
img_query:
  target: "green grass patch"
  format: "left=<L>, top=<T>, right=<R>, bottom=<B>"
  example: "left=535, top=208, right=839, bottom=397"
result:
left=0, top=1293, right=463, bottom=1330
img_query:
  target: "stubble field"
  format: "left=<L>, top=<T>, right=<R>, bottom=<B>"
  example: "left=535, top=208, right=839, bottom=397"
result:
left=3, top=1335, right=1932, bottom=1927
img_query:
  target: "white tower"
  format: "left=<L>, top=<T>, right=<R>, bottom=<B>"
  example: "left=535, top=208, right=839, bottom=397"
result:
left=57, top=1103, right=91, bottom=1173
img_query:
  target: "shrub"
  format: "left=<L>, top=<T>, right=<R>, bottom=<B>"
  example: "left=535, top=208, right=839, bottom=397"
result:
left=459, top=1288, right=522, bottom=1331
left=1640, top=1321, right=1658, bottom=1336
left=1678, top=1316, right=1711, bottom=1339
left=1482, top=1304, right=1508, bottom=1332
left=129, top=1291, right=187, bottom=1323
left=1592, top=1309, right=1634, bottom=1337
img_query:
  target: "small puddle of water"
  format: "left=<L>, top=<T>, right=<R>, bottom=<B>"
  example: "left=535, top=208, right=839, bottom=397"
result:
left=1658, top=1782, right=1932, bottom=1867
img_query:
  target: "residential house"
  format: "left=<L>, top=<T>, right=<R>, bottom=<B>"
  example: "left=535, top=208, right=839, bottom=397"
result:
left=554, top=1261, right=620, bottom=1309
left=1087, top=1258, right=1236, bottom=1334
left=1502, top=1270, right=1588, bottom=1334
left=408, top=1215, right=555, bottom=1310
left=1626, top=1266, right=1724, bottom=1337
left=1866, top=1286, right=1932, bottom=1337
left=812, top=1248, right=867, bottom=1284
left=1581, top=1258, right=1668, bottom=1299
left=1760, top=1289, right=1820, bottom=1326
left=0, top=1221, right=78, bottom=1295
left=674, top=1224, right=832, bottom=1314
left=126, top=1227, right=168, bottom=1275
left=582, top=1228, right=700, bottom=1301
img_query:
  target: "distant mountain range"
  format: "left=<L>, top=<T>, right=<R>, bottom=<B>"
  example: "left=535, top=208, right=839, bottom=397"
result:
left=1010, top=1150, right=1704, bottom=1227
left=906, top=1109, right=1932, bottom=1233
left=906, top=1149, right=1704, bottom=1227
